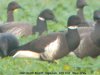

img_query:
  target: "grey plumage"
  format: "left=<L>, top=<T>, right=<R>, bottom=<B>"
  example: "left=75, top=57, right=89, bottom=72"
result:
left=0, top=9, right=57, bottom=37
left=74, top=10, right=100, bottom=58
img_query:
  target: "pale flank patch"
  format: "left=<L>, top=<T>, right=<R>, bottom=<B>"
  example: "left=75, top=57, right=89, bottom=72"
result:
left=13, top=50, right=40, bottom=59
left=69, top=52, right=76, bottom=56
left=39, top=17, right=45, bottom=21
left=68, top=26, right=78, bottom=29
left=43, top=37, right=60, bottom=60
left=8, top=27, right=22, bottom=37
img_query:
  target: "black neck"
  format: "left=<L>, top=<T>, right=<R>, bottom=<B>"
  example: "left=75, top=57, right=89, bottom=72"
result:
left=7, top=10, right=14, bottom=22
left=66, top=28, right=80, bottom=51
left=33, top=17, right=47, bottom=35
left=91, top=21, right=100, bottom=47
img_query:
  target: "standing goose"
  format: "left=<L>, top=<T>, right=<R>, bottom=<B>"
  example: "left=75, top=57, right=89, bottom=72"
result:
left=0, top=1, right=21, bottom=24
left=0, top=33, right=19, bottom=58
left=76, top=0, right=88, bottom=26
left=0, top=9, right=57, bottom=37
left=7, top=1, right=22, bottom=22
left=73, top=10, right=100, bottom=58
left=76, top=0, right=94, bottom=39
left=10, top=15, right=81, bottom=61
left=76, top=0, right=94, bottom=27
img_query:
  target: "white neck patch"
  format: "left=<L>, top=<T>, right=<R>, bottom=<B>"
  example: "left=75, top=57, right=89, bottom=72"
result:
left=39, top=17, right=45, bottom=21
left=68, top=26, right=78, bottom=29
left=76, top=8, right=79, bottom=11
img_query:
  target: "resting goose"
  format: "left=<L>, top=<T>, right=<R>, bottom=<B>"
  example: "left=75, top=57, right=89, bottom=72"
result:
left=0, top=9, right=57, bottom=37
left=10, top=15, right=81, bottom=61
left=0, top=33, right=19, bottom=57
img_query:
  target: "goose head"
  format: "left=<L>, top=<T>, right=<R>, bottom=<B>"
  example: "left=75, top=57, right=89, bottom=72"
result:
left=93, top=10, right=100, bottom=22
left=38, top=9, right=57, bottom=22
left=67, top=15, right=81, bottom=28
left=76, top=0, right=87, bottom=9
left=7, top=1, right=22, bottom=11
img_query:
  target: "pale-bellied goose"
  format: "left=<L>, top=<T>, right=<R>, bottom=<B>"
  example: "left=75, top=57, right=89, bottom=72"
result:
left=0, top=33, right=19, bottom=57
left=73, top=10, right=100, bottom=58
left=0, top=9, right=57, bottom=37
left=76, top=0, right=94, bottom=39
left=10, top=15, right=81, bottom=61
left=7, top=1, right=22, bottom=22
left=76, top=0, right=95, bottom=27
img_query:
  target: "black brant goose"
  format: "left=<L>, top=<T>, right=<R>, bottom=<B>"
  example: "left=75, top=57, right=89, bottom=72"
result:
left=10, top=15, right=81, bottom=61
left=73, top=10, right=100, bottom=58
left=0, top=33, right=19, bottom=58
left=0, top=9, right=57, bottom=37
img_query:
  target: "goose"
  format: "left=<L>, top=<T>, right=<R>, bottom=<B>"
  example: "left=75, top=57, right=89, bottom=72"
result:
left=7, top=1, right=22, bottom=22
left=73, top=10, right=100, bottom=58
left=76, top=0, right=95, bottom=27
left=61, top=0, right=93, bottom=39
left=76, top=0, right=95, bottom=39
left=10, top=15, right=81, bottom=61
left=76, top=0, right=88, bottom=26
left=0, top=1, right=22, bottom=24
left=0, top=33, right=19, bottom=58
left=0, top=9, right=57, bottom=37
